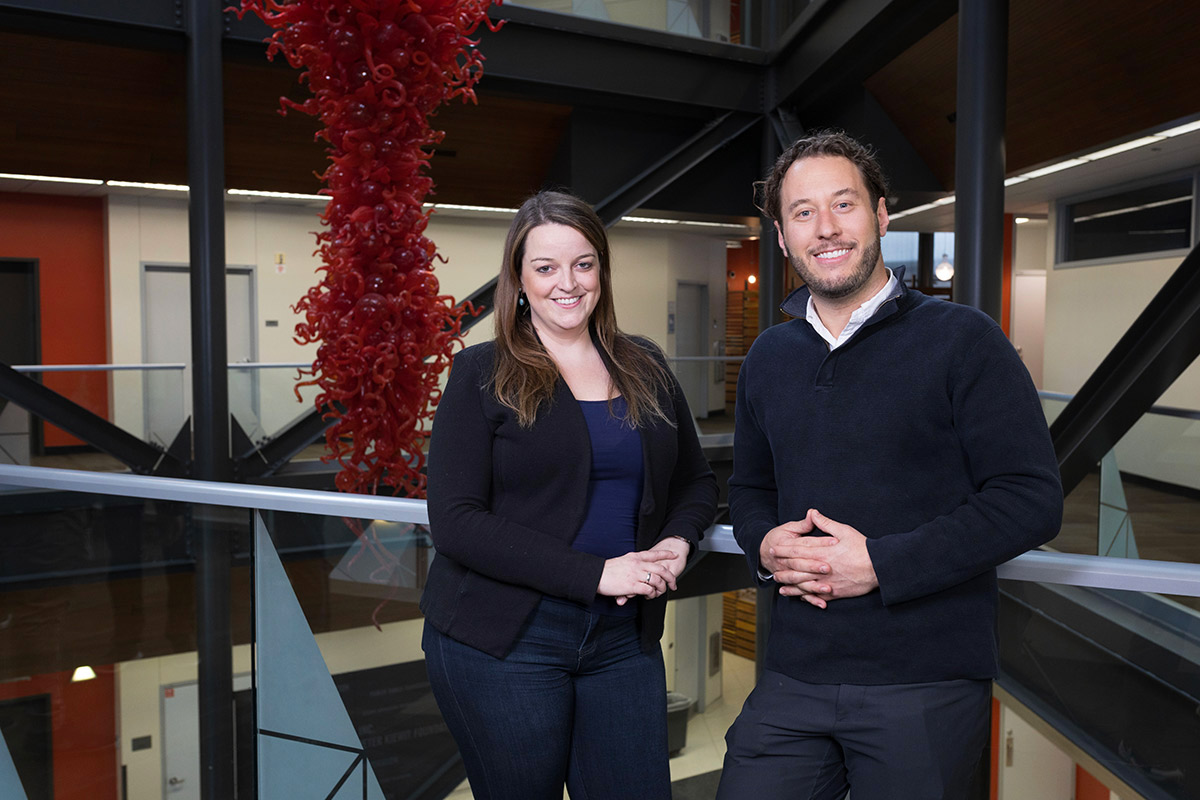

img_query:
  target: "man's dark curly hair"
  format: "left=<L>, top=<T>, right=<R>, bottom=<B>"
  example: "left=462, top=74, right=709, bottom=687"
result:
left=757, top=130, right=890, bottom=223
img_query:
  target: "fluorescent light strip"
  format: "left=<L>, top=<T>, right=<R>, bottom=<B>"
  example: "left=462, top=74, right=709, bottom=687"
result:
left=1019, top=159, right=1089, bottom=180
left=229, top=188, right=327, bottom=201
left=621, top=215, right=680, bottom=224
left=1160, top=119, right=1200, bottom=137
left=888, top=201, right=944, bottom=220
left=424, top=202, right=520, bottom=214
left=1083, top=136, right=1165, bottom=161
left=106, top=180, right=189, bottom=192
left=0, top=172, right=104, bottom=185
left=679, top=220, right=751, bottom=230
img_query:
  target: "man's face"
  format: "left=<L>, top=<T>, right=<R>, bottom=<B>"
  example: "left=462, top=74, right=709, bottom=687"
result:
left=774, top=155, right=889, bottom=302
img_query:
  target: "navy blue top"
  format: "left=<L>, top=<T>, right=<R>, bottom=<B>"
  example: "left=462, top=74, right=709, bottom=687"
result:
left=571, top=396, right=644, bottom=616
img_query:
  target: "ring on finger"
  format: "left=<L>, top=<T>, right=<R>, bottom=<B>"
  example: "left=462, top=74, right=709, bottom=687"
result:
left=643, top=572, right=652, bottom=584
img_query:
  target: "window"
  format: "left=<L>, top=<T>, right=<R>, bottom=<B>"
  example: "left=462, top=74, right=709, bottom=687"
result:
left=1060, top=176, right=1195, bottom=263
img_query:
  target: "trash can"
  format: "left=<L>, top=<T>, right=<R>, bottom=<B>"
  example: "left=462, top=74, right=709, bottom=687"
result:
left=666, top=692, right=695, bottom=756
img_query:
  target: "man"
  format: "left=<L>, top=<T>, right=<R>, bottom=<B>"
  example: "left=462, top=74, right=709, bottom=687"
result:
left=717, top=131, right=1063, bottom=799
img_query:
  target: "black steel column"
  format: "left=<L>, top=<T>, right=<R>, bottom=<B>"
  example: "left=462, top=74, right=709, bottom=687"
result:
left=918, top=231, right=935, bottom=288
left=758, top=119, right=785, bottom=332
left=953, top=0, right=1008, bottom=320
left=187, top=1, right=233, bottom=799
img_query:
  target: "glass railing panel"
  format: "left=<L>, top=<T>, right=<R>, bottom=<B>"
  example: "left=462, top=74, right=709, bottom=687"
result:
left=4, top=465, right=1199, bottom=800
left=251, top=508, right=453, bottom=799
left=508, top=0, right=751, bottom=45
left=228, top=363, right=321, bottom=446
left=1041, top=393, right=1200, bottom=577
left=999, top=582, right=1200, bottom=800
left=0, top=485, right=237, bottom=800
left=7, top=365, right=188, bottom=463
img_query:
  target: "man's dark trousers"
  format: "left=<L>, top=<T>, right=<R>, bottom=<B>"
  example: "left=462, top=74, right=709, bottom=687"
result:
left=716, top=669, right=991, bottom=799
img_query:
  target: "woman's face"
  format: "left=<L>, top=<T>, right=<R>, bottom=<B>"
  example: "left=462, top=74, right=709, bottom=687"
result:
left=519, top=223, right=601, bottom=340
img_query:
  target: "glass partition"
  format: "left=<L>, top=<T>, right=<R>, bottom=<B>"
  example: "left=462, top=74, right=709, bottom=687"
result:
left=7, top=365, right=187, bottom=463
left=0, top=487, right=220, bottom=800
left=1042, top=393, right=1200, bottom=570
left=2, top=464, right=1198, bottom=800
left=228, top=363, right=320, bottom=446
left=508, top=0, right=753, bottom=45
left=999, top=582, right=1200, bottom=799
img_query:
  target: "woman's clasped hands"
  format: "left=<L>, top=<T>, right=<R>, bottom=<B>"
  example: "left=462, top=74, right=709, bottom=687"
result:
left=599, top=537, right=690, bottom=605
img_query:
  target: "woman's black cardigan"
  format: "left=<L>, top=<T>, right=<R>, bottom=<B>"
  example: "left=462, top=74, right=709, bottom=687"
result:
left=420, top=339, right=719, bottom=659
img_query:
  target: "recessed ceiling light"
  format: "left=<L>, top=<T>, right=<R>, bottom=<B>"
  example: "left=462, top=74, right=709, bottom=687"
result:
left=71, top=666, right=97, bottom=682
left=106, top=180, right=189, bottom=192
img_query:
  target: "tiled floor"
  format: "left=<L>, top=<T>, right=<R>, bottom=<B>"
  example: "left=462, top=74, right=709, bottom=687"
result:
left=441, top=653, right=755, bottom=799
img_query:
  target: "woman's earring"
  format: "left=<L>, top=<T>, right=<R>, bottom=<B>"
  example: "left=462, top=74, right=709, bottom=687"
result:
left=518, top=290, right=526, bottom=307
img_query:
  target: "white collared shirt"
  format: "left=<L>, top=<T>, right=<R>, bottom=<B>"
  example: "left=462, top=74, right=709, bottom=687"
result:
left=804, top=268, right=900, bottom=350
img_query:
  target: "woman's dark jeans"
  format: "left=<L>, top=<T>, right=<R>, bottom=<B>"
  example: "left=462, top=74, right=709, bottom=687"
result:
left=423, top=597, right=671, bottom=800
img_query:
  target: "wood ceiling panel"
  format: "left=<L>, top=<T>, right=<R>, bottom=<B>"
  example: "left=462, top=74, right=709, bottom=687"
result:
left=0, top=30, right=568, bottom=206
left=864, top=0, right=1200, bottom=192
left=0, top=31, right=187, bottom=183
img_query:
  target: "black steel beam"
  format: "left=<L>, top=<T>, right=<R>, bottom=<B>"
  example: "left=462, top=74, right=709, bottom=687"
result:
left=0, top=0, right=182, bottom=31
left=468, top=6, right=765, bottom=114
left=186, top=1, right=234, bottom=799
left=593, top=111, right=761, bottom=227
left=918, top=232, right=934, bottom=287
left=769, top=0, right=956, bottom=113
left=1050, top=242, right=1200, bottom=497
left=0, top=362, right=186, bottom=475
left=758, top=118, right=785, bottom=332
left=189, top=7, right=232, bottom=468
left=952, top=0, right=1007, bottom=321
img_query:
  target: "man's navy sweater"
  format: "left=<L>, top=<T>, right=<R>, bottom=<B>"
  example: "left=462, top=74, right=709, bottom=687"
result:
left=729, top=281, right=1063, bottom=685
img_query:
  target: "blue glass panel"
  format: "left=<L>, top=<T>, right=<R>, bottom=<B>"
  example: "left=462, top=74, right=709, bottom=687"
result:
left=254, top=514, right=386, bottom=799
left=1098, top=450, right=1139, bottom=558
left=0, top=730, right=29, bottom=800
left=257, top=734, right=358, bottom=800
left=255, top=514, right=361, bottom=748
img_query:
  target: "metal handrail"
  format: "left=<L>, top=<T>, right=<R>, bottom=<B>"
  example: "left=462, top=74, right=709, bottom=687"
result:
left=1, top=463, right=1197, bottom=598
left=667, top=356, right=746, bottom=362
left=13, top=363, right=186, bottom=372
left=1039, top=390, right=1200, bottom=422
left=11, top=362, right=313, bottom=373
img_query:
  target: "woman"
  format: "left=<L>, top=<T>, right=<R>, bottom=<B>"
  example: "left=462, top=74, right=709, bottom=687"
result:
left=421, top=190, right=718, bottom=799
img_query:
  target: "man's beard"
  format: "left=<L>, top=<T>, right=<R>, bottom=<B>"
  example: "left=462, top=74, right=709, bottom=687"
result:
left=786, top=230, right=883, bottom=301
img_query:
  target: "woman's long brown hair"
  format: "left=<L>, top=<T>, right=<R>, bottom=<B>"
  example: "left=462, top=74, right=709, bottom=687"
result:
left=491, top=191, right=673, bottom=428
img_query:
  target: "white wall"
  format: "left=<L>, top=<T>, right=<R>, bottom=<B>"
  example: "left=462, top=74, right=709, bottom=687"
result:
left=105, top=196, right=329, bottom=438
left=1042, top=205, right=1200, bottom=490
left=997, top=703, right=1075, bottom=800
left=104, top=200, right=730, bottom=436
left=1011, top=220, right=1049, bottom=388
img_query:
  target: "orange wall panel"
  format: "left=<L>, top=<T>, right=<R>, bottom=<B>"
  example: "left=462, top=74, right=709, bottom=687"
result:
left=0, top=667, right=119, bottom=800
left=0, top=192, right=108, bottom=448
left=1075, top=764, right=1111, bottom=800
